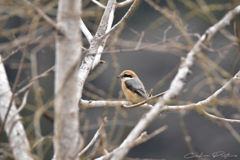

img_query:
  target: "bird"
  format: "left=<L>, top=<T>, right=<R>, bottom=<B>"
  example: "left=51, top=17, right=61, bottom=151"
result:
left=117, top=70, right=149, bottom=104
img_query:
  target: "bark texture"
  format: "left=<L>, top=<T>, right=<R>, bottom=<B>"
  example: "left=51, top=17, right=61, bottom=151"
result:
left=54, top=1, right=82, bottom=159
left=0, top=56, right=33, bottom=160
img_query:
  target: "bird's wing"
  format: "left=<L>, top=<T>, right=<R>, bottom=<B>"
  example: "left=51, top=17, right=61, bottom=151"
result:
left=125, top=79, right=148, bottom=99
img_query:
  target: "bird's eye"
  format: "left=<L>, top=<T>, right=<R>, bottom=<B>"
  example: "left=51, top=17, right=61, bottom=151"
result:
left=123, top=74, right=132, bottom=78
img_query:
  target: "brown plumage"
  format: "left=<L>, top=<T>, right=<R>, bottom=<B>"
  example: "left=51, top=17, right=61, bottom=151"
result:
left=117, top=70, right=148, bottom=103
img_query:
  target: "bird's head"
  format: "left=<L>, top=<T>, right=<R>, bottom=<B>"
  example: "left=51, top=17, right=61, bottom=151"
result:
left=117, top=70, right=138, bottom=81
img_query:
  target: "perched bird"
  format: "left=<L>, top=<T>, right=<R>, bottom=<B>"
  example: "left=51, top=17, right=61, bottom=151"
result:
left=117, top=70, right=149, bottom=104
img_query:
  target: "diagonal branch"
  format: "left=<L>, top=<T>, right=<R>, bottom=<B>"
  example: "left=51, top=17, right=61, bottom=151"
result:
left=199, top=109, right=240, bottom=124
left=92, top=0, right=106, bottom=9
left=78, top=117, right=108, bottom=157
left=81, top=70, right=240, bottom=127
left=96, top=125, right=167, bottom=160
left=0, top=41, right=29, bottom=140
left=0, top=56, right=33, bottom=160
left=79, top=19, right=93, bottom=43
left=14, top=66, right=55, bottom=97
left=98, top=0, right=139, bottom=42
left=96, top=4, right=240, bottom=160
left=77, top=0, right=139, bottom=102
left=117, top=0, right=134, bottom=8
left=77, top=0, right=117, bottom=101
left=160, top=70, right=240, bottom=112
left=122, top=91, right=165, bottom=109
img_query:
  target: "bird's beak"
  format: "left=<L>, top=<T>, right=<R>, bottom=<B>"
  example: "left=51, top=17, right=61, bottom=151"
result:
left=117, top=75, right=121, bottom=79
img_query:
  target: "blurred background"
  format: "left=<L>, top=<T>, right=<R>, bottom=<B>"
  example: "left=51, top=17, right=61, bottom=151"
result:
left=1, top=0, right=240, bottom=159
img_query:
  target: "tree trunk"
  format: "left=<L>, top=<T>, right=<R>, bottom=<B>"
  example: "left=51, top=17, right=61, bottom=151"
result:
left=54, top=0, right=82, bottom=159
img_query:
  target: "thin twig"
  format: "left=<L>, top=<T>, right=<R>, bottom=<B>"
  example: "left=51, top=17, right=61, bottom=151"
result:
left=96, top=125, right=167, bottom=160
left=92, top=0, right=106, bottom=9
left=160, top=70, right=240, bottom=112
left=2, top=46, right=25, bottom=62
left=131, top=125, right=168, bottom=146
left=15, top=66, right=55, bottom=97
left=179, top=112, right=202, bottom=160
left=0, top=35, right=42, bottom=55
left=21, top=0, right=62, bottom=35
left=199, top=109, right=240, bottom=124
left=122, top=91, right=166, bottom=109
left=206, top=107, right=240, bottom=143
left=0, top=42, right=29, bottom=139
left=79, top=19, right=93, bottom=43
left=7, top=90, right=30, bottom=125
left=163, top=25, right=172, bottom=41
left=100, top=33, right=199, bottom=55
left=78, top=117, right=108, bottom=157
left=98, top=0, right=139, bottom=42
left=135, top=31, right=144, bottom=49
left=117, top=0, right=134, bottom=8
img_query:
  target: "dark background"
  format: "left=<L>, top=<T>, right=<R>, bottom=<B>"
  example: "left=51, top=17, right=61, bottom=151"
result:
left=1, top=0, right=240, bottom=159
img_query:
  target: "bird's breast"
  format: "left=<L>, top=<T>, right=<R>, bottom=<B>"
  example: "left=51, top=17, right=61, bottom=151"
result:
left=122, top=84, right=146, bottom=103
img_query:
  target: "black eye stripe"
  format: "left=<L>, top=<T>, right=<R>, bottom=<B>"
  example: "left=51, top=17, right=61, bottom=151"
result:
left=123, top=74, right=132, bottom=78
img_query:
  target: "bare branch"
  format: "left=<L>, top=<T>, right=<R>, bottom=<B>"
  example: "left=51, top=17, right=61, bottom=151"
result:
left=100, top=33, right=199, bottom=55
left=99, top=0, right=139, bottom=41
left=122, top=91, right=166, bottom=109
left=77, top=0, right=117, bottom=101
left=14, top=66, right=55, bottom=97
left=81, top=70, right=239, bottom=112
left=199, top=110, right=240, bottom=124
left=80, top=99, right=153, bottom=109
left=206, top=108, right=240, bottom=143
left=91, top=2, right=116, bottom=69
left=117, top=0, right=134, bottom=8
left=21, top=0, right=62, bottom=35
left=79, top=19, right=93, bottom=43
left=131, top=125, right=168, bottom=146
left=99, top=5, right=240, bottom=160
left=179, top=112, right=202, bottom=160
left=163, top=25, right=172, bottom=41
left=0, top=40, right=29, bottom=139
left=96, top=125, right=167, bottom=160
left=91, top=0, right=134, bottom=8
left=135, top=31, right=144, bottom=49
left=92, top=0, right=106, bottom=9
left=2, top=45, right=25, bottom=62
left=0, top=35, right=42, bottom=53
left=7, top=90, right=30, bottom=124
left=0, top=56, right=33, bottom=160
left=160, top=70, right=240, bottom=112
left=78, top=117, right=108, bottom=157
